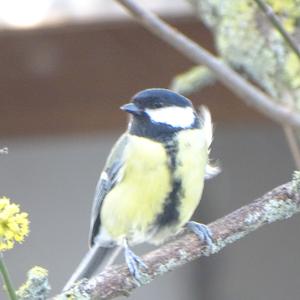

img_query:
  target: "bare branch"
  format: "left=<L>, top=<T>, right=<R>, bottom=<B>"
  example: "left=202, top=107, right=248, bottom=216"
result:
left=54, top=178, right=300, bottom=299
left=254, top=0, right=300, bottom=60
left=112, top=0, right=300, bottom=128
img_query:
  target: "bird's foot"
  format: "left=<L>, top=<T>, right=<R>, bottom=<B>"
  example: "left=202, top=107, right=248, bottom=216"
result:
left=124, top=243, right=147, bottom=282
left=187, top=221, right=213, bottom=248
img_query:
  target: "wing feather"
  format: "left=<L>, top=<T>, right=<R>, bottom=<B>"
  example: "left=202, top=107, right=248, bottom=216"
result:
left=89, top=134, right=128, bottom=246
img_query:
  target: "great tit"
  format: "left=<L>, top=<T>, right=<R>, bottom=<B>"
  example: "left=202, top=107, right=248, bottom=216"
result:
left=63, top=88, right=219, bottom=291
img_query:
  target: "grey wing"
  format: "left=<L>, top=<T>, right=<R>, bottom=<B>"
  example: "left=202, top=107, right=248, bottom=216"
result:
left=89, top=134, right=128, bottom=247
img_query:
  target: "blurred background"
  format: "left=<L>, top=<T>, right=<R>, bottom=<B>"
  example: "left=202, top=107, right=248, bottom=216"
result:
left=0, top=0, right=300, bottom=299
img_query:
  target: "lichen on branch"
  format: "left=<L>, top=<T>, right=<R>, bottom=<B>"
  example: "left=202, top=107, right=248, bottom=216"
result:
left=176, top=0, right=300, bottom=108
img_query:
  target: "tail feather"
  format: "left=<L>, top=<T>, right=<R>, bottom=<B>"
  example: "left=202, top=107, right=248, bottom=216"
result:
left=63, top=245, right=120, bottom=291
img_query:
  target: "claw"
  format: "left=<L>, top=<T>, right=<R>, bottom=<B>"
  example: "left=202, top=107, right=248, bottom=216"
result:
left=124, top=240, right=147, bottom=282
left=187, top=221, right=213, bottom=247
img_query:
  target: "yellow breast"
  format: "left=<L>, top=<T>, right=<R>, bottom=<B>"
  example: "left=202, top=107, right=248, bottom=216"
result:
left=150, top=129, right=208, bottom=244
left=100, top=135, right=171, bottom=243
left=175, top=129, right=208, bottom=225
left=101, top=129, right=208, bottom=245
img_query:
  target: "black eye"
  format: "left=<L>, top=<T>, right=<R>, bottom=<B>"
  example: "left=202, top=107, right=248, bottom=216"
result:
left=152, top=102, right=163, bottom=109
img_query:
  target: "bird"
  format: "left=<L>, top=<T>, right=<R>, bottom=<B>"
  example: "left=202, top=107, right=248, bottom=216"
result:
left=63, top=88, right=220, bottom=291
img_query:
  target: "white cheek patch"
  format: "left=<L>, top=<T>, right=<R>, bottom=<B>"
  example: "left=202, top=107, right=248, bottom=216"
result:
left=146, top=106, right=195, bottom=128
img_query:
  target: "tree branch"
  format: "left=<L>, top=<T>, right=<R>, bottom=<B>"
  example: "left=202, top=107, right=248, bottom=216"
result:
left=54, top=176, right=300, bottom=299
left=283, top=125, right=300, bottom=169
left=113, top=0, right=300, bottom=128
left=253, top=0, right=300, bottom=169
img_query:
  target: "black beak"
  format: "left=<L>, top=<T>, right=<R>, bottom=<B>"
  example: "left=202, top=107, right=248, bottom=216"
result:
left=120, top=103, right=143, bottom=116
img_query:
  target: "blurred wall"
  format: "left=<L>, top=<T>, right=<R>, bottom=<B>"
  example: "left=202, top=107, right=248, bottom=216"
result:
left=0, top=16, right=299, bottom=300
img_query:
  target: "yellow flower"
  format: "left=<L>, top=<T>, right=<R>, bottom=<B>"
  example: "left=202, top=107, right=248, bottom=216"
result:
left=0, top=197, right=29, bottom=251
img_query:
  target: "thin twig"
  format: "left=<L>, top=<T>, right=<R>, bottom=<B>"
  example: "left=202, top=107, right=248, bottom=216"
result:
left=114, top=0, right=300, bottom=128
left=254, top=0, right=300, bottom=60
left=283, top=126, right=300, bottom=169
left=54, top=179, right=300, bottom=299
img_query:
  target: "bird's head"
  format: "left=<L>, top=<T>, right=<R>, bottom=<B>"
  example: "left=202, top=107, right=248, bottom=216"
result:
left=121, top=88, right=199, bottom=140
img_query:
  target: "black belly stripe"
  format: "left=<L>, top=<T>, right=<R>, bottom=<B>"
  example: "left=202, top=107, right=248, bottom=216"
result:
left=156, top=138, right=183, bottom=226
